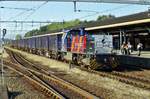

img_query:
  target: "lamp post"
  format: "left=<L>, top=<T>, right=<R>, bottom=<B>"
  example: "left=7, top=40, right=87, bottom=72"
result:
left=1, top=29, right=6, bottom=85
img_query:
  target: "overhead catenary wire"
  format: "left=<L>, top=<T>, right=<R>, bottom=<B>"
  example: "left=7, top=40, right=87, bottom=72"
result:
left=0, top=6, right=35, bottom=11
left=3, top=1, right=144, bottom=40
left=0, top=20, right=55, bottom=23
left=12, top=1, right=49, bottom=33
left=8, top=3, right=132, bottom=36
left=6, top=1, right=47, bottom=21
left=76, top=4, right=133, bottom=20
left=23, top=1, right=48, bottom=20
left=4, top=1, right=49, bottom=39
left=6, top=9, right=34, bottom=21
left=77, top=9, right=100, bottom=13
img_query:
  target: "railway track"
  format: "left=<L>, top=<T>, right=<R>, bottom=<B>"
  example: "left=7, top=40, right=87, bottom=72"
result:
left=5, top=49, right=99, bottom=99
left=90, top=69, right=150, bottom=90
left=75, top=64, right=150, bottom=90
left=51, top=55, right=150, bottom=90
left=4, top=60, right=65, bottom=99
left=7, top=49, right=150, bottom=90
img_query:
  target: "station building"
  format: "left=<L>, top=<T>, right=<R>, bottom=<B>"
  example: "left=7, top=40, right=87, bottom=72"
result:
left=80, top=11, right=150, bottom=50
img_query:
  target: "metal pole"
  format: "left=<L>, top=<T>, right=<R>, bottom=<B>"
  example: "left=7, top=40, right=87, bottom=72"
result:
left=0, top=28, right=2, bottom=85
left=0, top=29, right=4, bottom=85
left=123, top=31, right=126, bottom=43
left=120, top=30, right=122, bottom=50
left=73, top=1, right=77, bottom=12
left=1, top=37, right=4, bottom=86
left=1, top=29, right=6, bottom=86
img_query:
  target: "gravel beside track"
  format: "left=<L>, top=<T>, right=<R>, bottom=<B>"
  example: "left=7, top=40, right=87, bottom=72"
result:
left=0, top=65, right=48, bottom=99
left=6, top=47, right=150, bottom=99
left=6, top=49, right=99, bottom=99
left=123, top=70, right=150, bottom=79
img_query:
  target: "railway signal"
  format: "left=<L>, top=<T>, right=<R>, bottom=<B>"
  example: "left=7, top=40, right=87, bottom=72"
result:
left=2, top=29, right=6, bottom=38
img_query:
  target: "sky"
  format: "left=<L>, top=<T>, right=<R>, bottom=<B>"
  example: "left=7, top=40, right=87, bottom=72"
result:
left=0, top=1, right=149, bottom=39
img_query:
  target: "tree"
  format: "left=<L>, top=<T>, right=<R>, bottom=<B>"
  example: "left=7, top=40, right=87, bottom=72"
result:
left=40, top=25, right=48, bottom=32
left=15, top=34, right=22, bottom=40
left=24, top=15, right=116, bottom=37
left=24, top=29, right=39, bottom=37
left=97, top=14, right=115, bottom=21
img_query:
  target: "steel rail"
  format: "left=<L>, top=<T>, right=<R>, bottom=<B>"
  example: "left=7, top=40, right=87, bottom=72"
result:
left=3, top=61, right=66, bottom=99
left=7, top=48, right=150, bottom=90
left=7, top=49, right=99, bottom=99
left=4, top=51, right=66, bottom=99
left=79, top=67, right=150, bottom=90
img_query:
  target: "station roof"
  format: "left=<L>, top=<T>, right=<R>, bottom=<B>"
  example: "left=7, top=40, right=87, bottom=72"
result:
left=47, top=11, right=150, bottom=33
left=50, top=11, right=150, bottom=32
left=25, top=11, right=150, bottom=38
left=83, top=11, right=150, bottom=31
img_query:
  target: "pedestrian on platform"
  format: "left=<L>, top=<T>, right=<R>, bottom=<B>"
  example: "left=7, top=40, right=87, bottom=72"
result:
left=121, top=42, right=126, bottom=55
left=127, top=42, right=132, bottom=55
left=137, top=42, right=143, bottom=56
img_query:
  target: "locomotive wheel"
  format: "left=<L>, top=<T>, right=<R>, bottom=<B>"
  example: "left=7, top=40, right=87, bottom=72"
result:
left=109, top=57, right=119, bottom=68
left=57, top=54, right=61, bottom=60
left=72, top=57, right=77, bottom=64
left=72, top=54, right=78, bottom=65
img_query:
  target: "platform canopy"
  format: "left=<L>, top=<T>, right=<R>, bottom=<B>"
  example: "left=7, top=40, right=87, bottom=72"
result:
left=1, top=0, right=150, bottom=5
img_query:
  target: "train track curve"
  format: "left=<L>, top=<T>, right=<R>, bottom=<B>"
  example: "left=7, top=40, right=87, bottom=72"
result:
left=5, top=49, right=99, bottom=99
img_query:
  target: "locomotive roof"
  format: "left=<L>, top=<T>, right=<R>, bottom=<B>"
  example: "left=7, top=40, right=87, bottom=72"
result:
left=24, top=31, right=64, bottom=39
left=25, top=11, right=150, bottom=39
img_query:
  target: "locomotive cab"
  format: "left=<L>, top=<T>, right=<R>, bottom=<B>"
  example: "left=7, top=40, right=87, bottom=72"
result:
left=62, top=28, right=119, bottom=70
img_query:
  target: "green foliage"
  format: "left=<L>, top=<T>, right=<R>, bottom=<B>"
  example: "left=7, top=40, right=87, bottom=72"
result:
left=40, top=25, right=48, bottom=32
left=24, top=15, right=115, bottom=37
left=24, top=29, right=39, bottom=37
left=97, top=14, right=115, bottom=21
left=25, top=19, right=81, bottom=37
left=15, top=34, right=22, bottom=40
left=47, top=19, right=81, bottom=31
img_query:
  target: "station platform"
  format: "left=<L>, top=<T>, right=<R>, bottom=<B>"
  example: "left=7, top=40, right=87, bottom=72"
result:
left=0, top=85, right=9, bottom=99
left=115, top=50, right=150, bottom=58
left=117, top=51, right=150, bottom=69
left=129, top=51, right=150, bottom=58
